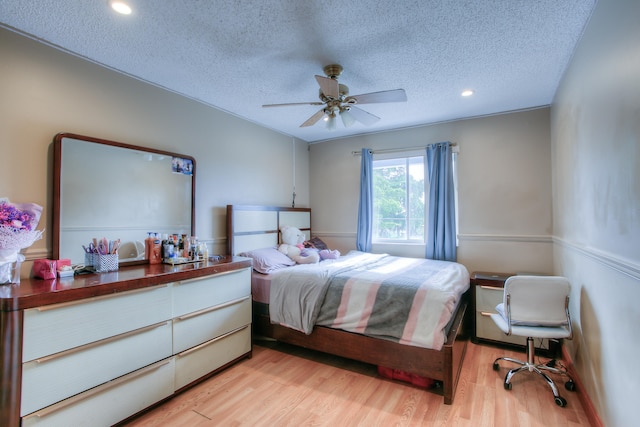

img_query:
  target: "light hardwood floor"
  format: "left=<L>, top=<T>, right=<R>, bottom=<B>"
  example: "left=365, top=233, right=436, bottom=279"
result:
left=120, top=340, right=592, bottom=426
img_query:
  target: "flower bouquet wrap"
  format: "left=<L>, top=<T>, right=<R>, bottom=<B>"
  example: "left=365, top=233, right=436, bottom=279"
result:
left=0, top=198, right=44, bottom=284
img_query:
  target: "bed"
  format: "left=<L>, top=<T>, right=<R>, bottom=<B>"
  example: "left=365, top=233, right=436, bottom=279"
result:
left=226, top=204, right=471, bottom=404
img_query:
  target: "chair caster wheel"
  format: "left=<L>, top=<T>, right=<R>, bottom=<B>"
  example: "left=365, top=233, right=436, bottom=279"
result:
left=493, top=362, right=500, bottom=371
left=565, top=380, right=576, bottom=391
left=504, top=382, right=512, bottom=390
left=554, top=396, right=567, bottom=407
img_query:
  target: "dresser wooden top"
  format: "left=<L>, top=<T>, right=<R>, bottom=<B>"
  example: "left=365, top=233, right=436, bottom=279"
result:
left=0, top=256, right=252, bottom=312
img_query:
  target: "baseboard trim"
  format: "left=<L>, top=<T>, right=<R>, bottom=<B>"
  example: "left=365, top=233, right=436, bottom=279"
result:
left=562, top=346, right=603, bottom=427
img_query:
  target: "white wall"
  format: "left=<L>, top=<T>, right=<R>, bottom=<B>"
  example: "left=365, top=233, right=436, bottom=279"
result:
left=309, top=108, right=554, bottom=274
left=0, top=27, right=309, bottom=275
left=551, top=0, right=640, bottom=425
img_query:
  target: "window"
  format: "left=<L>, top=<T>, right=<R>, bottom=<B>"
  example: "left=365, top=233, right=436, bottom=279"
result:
left=372, top=153, right=426, bottom=243
left=370, top=147, right=459, bottom=246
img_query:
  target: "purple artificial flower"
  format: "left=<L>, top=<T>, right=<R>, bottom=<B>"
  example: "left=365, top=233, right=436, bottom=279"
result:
left=0, top=200, right=36, bottom=231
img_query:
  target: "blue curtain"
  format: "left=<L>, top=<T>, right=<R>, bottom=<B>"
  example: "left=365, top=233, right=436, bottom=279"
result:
left=426, top=142, right=457, bottom=261
left=356, top=148, right=373, bottom=252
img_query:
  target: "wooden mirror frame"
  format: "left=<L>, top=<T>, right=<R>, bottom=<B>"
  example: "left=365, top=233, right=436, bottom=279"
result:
left=52, top=133, right=196, bottom=266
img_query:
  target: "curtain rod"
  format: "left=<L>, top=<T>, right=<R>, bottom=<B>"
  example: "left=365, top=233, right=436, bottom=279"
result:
left=351, top=143, right=458, bottom=156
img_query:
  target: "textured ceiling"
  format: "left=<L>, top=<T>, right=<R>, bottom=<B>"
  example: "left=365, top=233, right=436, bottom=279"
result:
left=0, top=0, right=596, bottom=143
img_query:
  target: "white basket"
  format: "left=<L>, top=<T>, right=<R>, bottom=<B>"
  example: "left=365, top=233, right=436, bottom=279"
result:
left=86, top=253, right=118, bottom=273
left=94, top=254, right=119, bottom=272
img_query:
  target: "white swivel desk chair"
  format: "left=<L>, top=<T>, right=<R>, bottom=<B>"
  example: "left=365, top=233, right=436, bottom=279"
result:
left=491, top=275, right=576, bottom=407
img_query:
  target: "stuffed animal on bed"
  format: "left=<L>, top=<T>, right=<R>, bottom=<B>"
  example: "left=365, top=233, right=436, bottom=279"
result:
left=278, top=225, right=320, bottom=264
left=304, top=237, right=340, bottom=260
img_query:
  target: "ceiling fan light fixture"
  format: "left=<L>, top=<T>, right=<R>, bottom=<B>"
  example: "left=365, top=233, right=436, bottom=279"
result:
left=109, top=0, right=132, bottom=15
left=325, top=112, right=337, bottom=131
left=263, top=64, right=407, bottom=130
left=340, top=108, right=356, bottom=128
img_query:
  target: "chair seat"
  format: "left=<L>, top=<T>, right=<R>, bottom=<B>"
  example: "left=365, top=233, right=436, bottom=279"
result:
left=490, top=312, right=572, bottom=339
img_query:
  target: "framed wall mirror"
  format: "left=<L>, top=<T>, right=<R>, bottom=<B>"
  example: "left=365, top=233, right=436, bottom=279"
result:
left=53, top=133, right=196, bottom=266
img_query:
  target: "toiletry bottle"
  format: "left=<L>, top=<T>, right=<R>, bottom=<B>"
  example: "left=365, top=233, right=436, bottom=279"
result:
left=178, top=234, right=184, bottom=257
left=189, top=236, right=198, bottom=260
left=160, top=234, right=169, bottom=260
left=181, top=234, right=189, bottom=258
left=162, top=235, right=175, bottom=263
left=145, top=232, right=153, bottom=261
left=150, top=233, right=162, bottom=264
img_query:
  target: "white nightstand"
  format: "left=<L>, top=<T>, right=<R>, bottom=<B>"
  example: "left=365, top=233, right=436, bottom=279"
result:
left=471, top=272, right=553, bottom=353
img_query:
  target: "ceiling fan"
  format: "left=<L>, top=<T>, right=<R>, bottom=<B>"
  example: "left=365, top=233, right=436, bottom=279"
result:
left=262, top=64, right=407, bottom=130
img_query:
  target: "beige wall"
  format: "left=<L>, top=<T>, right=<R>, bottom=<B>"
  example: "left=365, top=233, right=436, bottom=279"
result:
left=4, top=1, right=638, bottom=423
left=309, top=108, right=554, bottom=274
left=0, top=28, right=309, bottom=275
left=551, top=0, right=640, bottom=425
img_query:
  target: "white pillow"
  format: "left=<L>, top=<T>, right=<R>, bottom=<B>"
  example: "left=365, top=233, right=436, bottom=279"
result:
left=238, top=247, right=295, bottom=274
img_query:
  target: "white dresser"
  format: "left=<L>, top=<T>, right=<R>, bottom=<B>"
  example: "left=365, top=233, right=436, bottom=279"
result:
left=0, top=258, right=252, bottom=427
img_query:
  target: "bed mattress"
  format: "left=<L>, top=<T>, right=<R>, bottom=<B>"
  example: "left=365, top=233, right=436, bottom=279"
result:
left=251, top=271, right=273, bottom=304
left=253, top=251, right=470, bottom=351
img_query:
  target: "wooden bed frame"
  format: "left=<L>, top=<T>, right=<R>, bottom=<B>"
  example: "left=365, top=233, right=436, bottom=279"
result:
left=226, top=204, right=469, bottom=404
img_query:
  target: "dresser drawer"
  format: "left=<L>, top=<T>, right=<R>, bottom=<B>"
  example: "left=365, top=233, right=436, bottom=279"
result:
left=21, top=321, right=172, bottom=416
left=21, top=358, right=175, bottom=427
left=173, top=296, right=251, bottom=354
left=23, top=285, right=172, bottom=362
left=174, top=325, right=251, bottom=390
left=173, top=268, right=251, bottom=317
left=475, top=285, right=504, bottom=312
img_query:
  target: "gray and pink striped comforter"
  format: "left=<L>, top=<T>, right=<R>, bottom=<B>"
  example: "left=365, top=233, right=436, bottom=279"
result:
left=269, top=251, right=469, bottom=350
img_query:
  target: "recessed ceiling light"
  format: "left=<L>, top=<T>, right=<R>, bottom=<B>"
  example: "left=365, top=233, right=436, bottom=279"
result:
left=461, top=89, right=474, bottom=97
left=109, top=1, right=132, bottom=15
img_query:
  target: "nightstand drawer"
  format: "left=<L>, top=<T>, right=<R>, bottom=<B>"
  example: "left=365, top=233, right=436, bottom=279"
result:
left=475, top=285, right=503, bottom=312
left=475, top=311, right=528, bottom=346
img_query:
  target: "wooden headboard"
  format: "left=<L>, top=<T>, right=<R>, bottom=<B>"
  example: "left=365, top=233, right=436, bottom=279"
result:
left=226, top=205, right=312, bottom=255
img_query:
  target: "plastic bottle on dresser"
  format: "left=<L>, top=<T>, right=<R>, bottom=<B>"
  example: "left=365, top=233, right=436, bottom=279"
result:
left=149, top=233, right=162, bottom=264
left=145, top=232, right=154, bottom=261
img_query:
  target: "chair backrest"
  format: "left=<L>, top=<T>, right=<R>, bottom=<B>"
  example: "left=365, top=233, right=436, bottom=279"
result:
left=503, top=275, right=571, bottom=326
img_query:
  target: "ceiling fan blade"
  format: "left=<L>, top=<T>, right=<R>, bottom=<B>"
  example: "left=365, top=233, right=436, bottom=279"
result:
left=262, top=101, right=324, bottom=107
left=346, top=89, right=407, bottom=104
left=315, top=75, right=340, bottom=99
left=300, top=108, right=326, bottom=127
left=347, top=106, right=380, bottom=126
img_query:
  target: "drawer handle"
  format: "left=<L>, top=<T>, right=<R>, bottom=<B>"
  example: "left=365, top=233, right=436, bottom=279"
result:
left=480, top=311, right=494, bottom=317
left=23, top=358, right=172, bottom=420
left=479, top=285, right=502, bottom=290
left=177, top=325, right=249, bottom=357
left=175, top=296, right=250, bottom=321
left=32, top=321, right=170, bottom=364
left=177, top=268, right=248, bottom=285
left=35, top=284, right=169, bottom=311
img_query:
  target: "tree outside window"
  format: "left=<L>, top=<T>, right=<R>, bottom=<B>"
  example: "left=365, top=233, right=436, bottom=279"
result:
left=372, top=155, right=425, bottom=242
